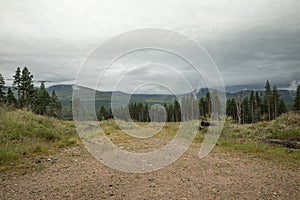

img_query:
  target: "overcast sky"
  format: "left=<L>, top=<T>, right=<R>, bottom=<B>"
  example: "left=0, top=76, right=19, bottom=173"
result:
left=0, top=0, right=299, bottom=93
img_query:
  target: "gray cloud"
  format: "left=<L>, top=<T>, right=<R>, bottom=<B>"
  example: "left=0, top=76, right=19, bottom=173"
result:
left=0, top=0, right=299, bottom=93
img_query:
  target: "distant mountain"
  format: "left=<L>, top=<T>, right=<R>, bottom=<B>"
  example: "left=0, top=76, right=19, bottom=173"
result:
left=46, top=84, right=296, bottom=120
left=46, top=84, right=177, bottom=119
left=226, top=89, right=295, bottom=105
left=47, top=84, right=177, bottom=105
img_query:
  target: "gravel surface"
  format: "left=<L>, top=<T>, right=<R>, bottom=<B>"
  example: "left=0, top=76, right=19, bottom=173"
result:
left=1, top=146, right=299, bottom=199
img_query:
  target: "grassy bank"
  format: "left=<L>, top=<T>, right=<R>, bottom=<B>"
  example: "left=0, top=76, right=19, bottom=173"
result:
left=216, top=113, right=300, bottom=164
left=0, top=106, right=79, bottom=172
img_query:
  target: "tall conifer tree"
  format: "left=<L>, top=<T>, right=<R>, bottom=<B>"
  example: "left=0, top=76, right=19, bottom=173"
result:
left=0, top=73, right=5, bottom=103
left=264, top=80, right=271, bottom=121
left=294, top=84, right=300, bottom=111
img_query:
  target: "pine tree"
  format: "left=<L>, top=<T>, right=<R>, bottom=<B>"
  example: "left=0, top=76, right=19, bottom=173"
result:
left=241, top=96, right=250, bottom=124
left=264, top=80, right=272, bottom=121
left=168, top=104, right=174, bottom=122
left=199, top=97, right=205, bottom=117
left=174, top=99, right=181, bottom=122
left=211, top=90, right=221, bottom=120
left=50, top=90, right=62, bottom=118
left=6, top=88, right=17, bottom=106
left=28, top=85, right=37, bottom=110
left=249, top=91, right=255, bottom=123
left=206, top=92, right=211, bottom=118
left=13, top=67, right=21, bottom=108
left=278, top=99, right=287, bottom=114
left=98, top=105, right=107, bottom=121
left=231, top=99, right=238, bottom=122
left=293, top=84, right=300, bottom=111
left=107, top=107, right=113, bottom=119
left=192, top=97, right=199, bottom=120
left=255, top=91, right=261, bottom=122
left=20, top=67, right=34, bottom=109
left=144, top=103, right=149, bottom=122
left=137, top=103, right=143, bottom=122
left=36, top=82, right=50, bottom=115
left=272, top=85, right=280, bottom=119
left=0, top=73, right=5, bottom=103
left=226, top=99, right=237, bottom=122
left=181, top=96, right=188, bottom=121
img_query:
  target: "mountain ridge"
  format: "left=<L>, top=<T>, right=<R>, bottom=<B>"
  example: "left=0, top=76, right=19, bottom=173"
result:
left=46, top=84, right=296, bottom=120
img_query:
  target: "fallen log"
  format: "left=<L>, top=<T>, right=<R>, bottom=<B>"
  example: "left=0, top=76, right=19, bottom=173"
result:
left=262, top=139, right=300, bottom=149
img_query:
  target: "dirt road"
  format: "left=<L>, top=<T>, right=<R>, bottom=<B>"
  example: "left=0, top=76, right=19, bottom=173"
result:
left=1, top=146, right=299, bottom=199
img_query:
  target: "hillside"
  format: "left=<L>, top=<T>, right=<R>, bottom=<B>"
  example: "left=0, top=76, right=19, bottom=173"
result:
left=47, top=85, right=177, bottom=119
left=0, top=106, right=79, bottom=172
left=47, top=84, right=296, bottom=119
left=218, top=113, right=300, bottom=159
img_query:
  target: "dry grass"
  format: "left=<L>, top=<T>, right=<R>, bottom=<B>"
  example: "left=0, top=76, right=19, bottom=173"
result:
left=0, top=106, right=79, bottom=171
left=217, top=113, right=300, bottom=165
left=1, top=106, right=299, bottom=173
left=99, top=120, right=179, bottom=153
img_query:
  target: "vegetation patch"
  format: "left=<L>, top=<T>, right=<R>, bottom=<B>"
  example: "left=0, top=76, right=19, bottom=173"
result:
left=0, top=107, right=79, bottom=172
left=217, top=113, right=300, bottom=164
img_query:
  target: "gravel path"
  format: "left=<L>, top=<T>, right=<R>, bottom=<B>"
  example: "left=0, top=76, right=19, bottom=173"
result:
left=1, top=146, right=299, bottom=199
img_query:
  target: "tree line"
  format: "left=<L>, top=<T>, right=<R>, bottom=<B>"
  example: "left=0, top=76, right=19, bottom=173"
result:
left=98, top=90, right=221, bottom=122
left=226, top=80, right=300, bottom=124
left=0, top=67, right=62, bottom=118
left=108, top=101, right=182, bottom=122
left=97, top=80, right=300, bottom=124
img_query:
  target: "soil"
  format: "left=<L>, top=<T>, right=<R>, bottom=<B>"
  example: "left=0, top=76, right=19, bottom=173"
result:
left=1, top=146, right=299, bottom=200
